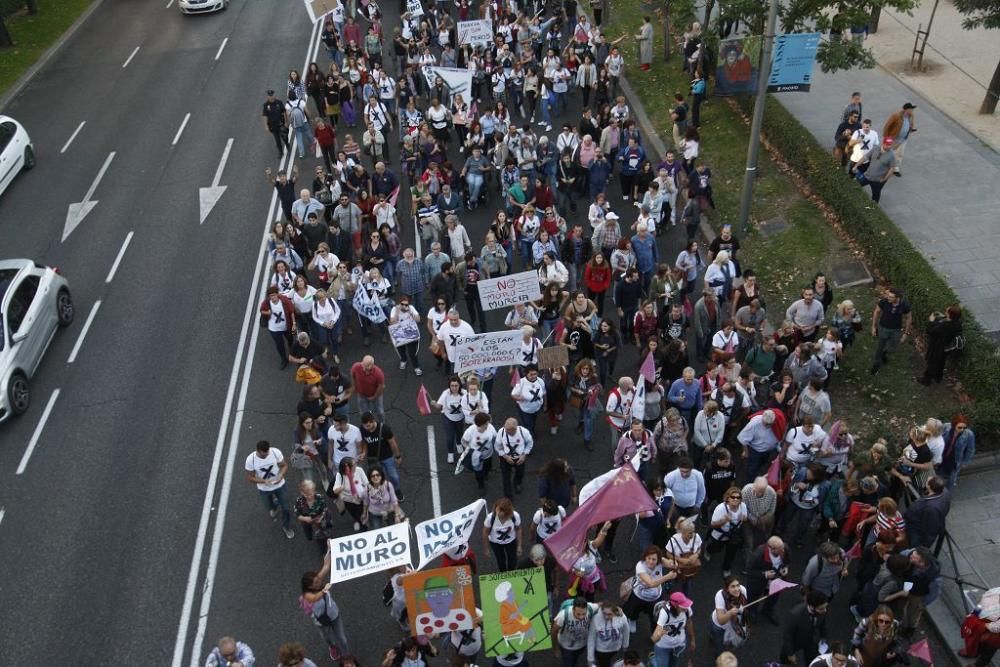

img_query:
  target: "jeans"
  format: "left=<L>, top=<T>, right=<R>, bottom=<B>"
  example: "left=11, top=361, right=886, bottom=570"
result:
left=378, top=456, right=403, bottom=497
left=654, top=645, right=686, bottom=667
left=872, top=327, right=901, bottom=369
left=744, top=447, right=775, bottom=484
left=357, top=395, right=384, bottom=420
left=518, top=408, right=539, bottom=436
left=315, top=323, right=339, bottom=357
left=442, top=416, right=463, bottom=455
left=519, top=238, right=534, bottom=270
left=293, top=124, right=314, bottom=158
left=259, top=485, right=291, bottom=530
left=316, top=615, right=350, bottom=656
left=466, top=172, right=485, bottom=202
left=560, top=647, right=585, bottom=667
left=269, top=329, right=292, bottom=363
left=709, top=623, right=727, bottom=658
left=578, top=404, right=595, bottom=442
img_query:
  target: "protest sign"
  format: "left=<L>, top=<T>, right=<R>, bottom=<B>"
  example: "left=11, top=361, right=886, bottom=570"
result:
left=414, top=499, right=487, bottom=570
left=388, top=320, right=420, bottom=348
left=405, top=0, right=424, bottom=16
left=454, top=330, right=522, bottom=373
left=479, top=568, right=552, bottom=656
left=303, top=0, right=335, bottom=23
left=477, top=270, right=543, bottom=311
left=328, top=522, right=411, bottom=583
left=537, top=344, right=569, bottom=370
left=352, top=286, right=386, bottom=324
left=458, top=19, right=493, bottom=46
left=403, top=566, right=477, bottom=637
left=420, top=66, right=474, bottom=100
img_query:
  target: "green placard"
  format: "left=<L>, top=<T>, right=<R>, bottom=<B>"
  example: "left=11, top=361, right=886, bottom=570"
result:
left=478, top=567, right=552, bottom=657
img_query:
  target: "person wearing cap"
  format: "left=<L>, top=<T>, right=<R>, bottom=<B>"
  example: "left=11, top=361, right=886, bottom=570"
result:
left=881, top=103, right=917, bottom=175
left=652, top=591, right=696, bottom=667
left=262, top=89, right=289, bottom=158
left=858, top=136, right=897, bottom=203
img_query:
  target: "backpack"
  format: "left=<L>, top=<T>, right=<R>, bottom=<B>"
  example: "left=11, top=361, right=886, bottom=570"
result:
left=290, top=102, right=308, bottom=129
left=944, top=333, right=965, bottom=353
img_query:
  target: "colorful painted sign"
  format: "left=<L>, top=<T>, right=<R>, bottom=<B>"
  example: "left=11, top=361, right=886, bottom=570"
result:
left=403, top=566, right=478, bottom=637
left=478, top=567, right=552, bottom=656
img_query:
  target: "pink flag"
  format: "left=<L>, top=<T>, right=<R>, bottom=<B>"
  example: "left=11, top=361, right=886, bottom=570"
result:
left=416, top=385, right=432, bottom=416
left=908, top=638, right=933, bottom=665
left=586, top=384, right=603, bottom=410
left=845, top=540, right=863, bottom=561
left=766, top=454, right=781, bottom=487
left=389, top=185, right=400, bottom=208
left=639, top=351, right=656, bottom=384
left=768, top=578, right=799, bottom=596
left=545, top=463, right=657, bottom=572
left=509, top=367, right=521, bottom=388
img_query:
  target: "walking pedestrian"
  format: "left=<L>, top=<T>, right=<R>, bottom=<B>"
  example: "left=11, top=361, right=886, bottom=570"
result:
left=244, top=439, right=294, bottom=539
left=262, top=89, right=289, bottom=158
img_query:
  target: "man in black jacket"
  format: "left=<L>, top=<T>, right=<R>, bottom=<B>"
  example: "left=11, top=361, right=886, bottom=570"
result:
left=780, top=590, right=829, bottom=665
left=903, top=476, right=951, bottom=548
left=917, top=305, right=962, bottom=385
left=746, top=536, right=791, bottom=624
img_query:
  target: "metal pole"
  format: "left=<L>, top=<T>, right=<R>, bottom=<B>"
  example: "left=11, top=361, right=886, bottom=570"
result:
left=737, top=0, right=779, bottom=235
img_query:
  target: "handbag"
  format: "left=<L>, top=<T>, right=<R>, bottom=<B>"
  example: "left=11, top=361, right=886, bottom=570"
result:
left=619, top=576, right=636, bottom=603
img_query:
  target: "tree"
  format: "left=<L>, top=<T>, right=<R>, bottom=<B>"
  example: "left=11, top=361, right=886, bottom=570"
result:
left=952, top=0, right=1000, bottom=113
left=716, top=0, right=919, bottom=71
left=0, top=16, right=12, bottom=48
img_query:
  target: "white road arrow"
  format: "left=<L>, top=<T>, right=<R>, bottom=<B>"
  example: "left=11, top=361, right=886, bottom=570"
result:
left=199, top=138, right=233, bottom=224
left=63, top=151, right=115, bottom=242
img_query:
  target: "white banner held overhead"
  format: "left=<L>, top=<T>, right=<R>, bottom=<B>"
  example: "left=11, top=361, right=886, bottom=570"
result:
left=352, top=286, right=386, bottom=323
left=477, top=270, right=543, bottom=311
left=414, top=499, right=487, bottom=570
left=457, top=19, right=493, bottom=46
left=328, top=522, right=412, bottom=583
left=405, top=0, right=424, bottom=16
left=421, top=66, right=474, bottom=101
left=453, top=330, right=523, bottom=373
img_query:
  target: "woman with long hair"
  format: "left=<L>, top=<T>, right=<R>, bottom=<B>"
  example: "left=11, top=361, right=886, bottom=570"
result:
left=592, top=318, right=620, bottom=387
left=331, top=457, right=369, bottom=532
left=709, top=575, right=748, bottom=657
left=851, top=605, right=904, bottom=667
left=584, top=252, right=613, bottom=317
left=482, top=497, right=522, bottom=572
left=364, top=464, right=402, bottom=529
left=569, top=359, right=601, bottom=450
left=538, top=457, right=577, bottom=508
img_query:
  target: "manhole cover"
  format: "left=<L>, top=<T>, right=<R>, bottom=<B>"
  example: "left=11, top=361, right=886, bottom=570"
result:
left=831, top=258, right=873, bottom=288
left=757, top=217, right=787, bottom=237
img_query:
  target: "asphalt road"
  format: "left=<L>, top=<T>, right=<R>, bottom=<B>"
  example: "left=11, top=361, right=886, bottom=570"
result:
left=0, top=1, right=950, bottom=666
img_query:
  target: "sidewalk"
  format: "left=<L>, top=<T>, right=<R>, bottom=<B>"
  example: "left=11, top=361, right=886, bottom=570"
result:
left=925, top=468, right=1000, bottom=666
left=775, top=66, right=1000, bottom=340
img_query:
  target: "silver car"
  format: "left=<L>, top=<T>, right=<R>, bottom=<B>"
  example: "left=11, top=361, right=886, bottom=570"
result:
left=0, top=259, right=74, bottom=422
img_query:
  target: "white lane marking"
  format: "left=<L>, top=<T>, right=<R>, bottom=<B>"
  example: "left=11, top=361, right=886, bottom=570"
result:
left=0, top=506, right=4, bottom=526
left=214, top=37, right=228, bottom=61
left=166, top=0, right=175, bottom=7
left=172, top=113, right=191, bottom=146
left=172, top=20, right=324, bottom=667
left=211, top=138, right=232, bottom=188
left=60, top=121, right=86, bottom=154
left=63, top=151, right=115, bottom=242
left=106, top=232, right=134, bottom=283
left=122, top=46, right=141, bottom=69
left=199, top=138, right=233, bottom=224
left=16, top=389, right=61, bottom=475
left=67, top=301, right=101, bottom=364
left=427, top=425, right=441, bottom=516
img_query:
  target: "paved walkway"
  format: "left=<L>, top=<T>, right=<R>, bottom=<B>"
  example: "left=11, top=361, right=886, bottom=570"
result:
left=776, top=66, right=1000, bottom=339
left=925, top=468, right=1000, bottom=665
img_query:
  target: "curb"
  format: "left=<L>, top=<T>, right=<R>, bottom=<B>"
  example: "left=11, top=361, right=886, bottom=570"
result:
left=0, top=0, right=105, bottom=111
left=959, top=450, right=1000, bottom=476
left=618, top=71, right=669, bottom=162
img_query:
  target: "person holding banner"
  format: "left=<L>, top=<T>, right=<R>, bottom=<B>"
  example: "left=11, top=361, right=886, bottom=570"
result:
left=437, top=308, right=476, bottom=375
left=301, top=571, right=351, bottom=661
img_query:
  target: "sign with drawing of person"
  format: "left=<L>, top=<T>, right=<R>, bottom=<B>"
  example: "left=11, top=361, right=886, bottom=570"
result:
left=402, top=566, right=478, bottom=637
left=478, top=568, right=552, bottom=656
left=388, top=320, right=420, bottom=348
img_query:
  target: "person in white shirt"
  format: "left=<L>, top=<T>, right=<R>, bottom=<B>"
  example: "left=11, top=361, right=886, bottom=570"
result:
left=624, top=546, right=679, bottom=634
left=327, top=414, right=364, bottom=469
left=652, top=592, right=696, bottom=667
left=531, top=499, right=566, bottom=542
left=605, top=376, right=635, bottom=445
left=482, top=497, right=523, bottom=572
left=706, top=487, right=749, bottom=577
left=847, top=120, right=879, bottom=175
left=588, top=601, right=631, bottom=666
left=434, top=374, right=467, bottom=463
left=388, top=296, right=423, bottom=375
left=311, top=289, right=342, bottom=363
left=516, top=328, right=542, bottom=373
left=511, top=364, right=546, bottom=434
left=436, top=309, right=476, bottom=375
left=460, top=413, right=497, bottom=490
left=783, top=416, right=827, bottom=471
left=506, top=303, right=539, bottom=330
left=710, top=576, right=748, bottom=658
left=332, top=457, right=369, bottom=531
left=496, top=417, right=535, bottom=498
left=461, top=375, right=490, bottom=424
left=244, top=439, right=294, bottom=538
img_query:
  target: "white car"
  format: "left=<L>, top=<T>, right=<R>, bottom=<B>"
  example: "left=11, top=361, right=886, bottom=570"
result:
left=179, top=0, right=229, bottom=14
left=0, top=260, right=74, bottom=422
left=0, top=116, right=34, bottom=197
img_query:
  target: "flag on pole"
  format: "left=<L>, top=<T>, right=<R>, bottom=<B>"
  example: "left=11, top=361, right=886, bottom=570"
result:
left=845, top=540, right=863, bottom=561
left=509, top=367, right=521, bottom=388
left=417, top=384, right=432, bottom=416
left=639, top=352, right=656, bottom=384
left=389, top=185, right=400, bottom=208
left=908, top=638, right=933, bottom=665
left=545, top=463, right=657, bottom=571
left=768, top=578, right=799, bottom=595
left=766, top=454, right=781, bottom=486
left=631, top=377, right=646, bottom=422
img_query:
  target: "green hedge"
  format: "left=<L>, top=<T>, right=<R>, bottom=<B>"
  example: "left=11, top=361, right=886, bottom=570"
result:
left=735, top=95, right=1000, bottom=443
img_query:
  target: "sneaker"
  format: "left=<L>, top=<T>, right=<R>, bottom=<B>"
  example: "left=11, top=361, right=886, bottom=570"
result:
left=353, top=521, right=361, bottom=531
left=415, top=368, right=424, bottom=376
left=399, top=361, right=407, bottom=370
left=537, top=121, right=547, bottom=126
left=283, top=526, right=295, bottom=539
left=333, top=354, right=340, bottom=364
left=545, top=124, right=552, bottom=131
left=623, top=195, right=629, bottom=201
left=550, top=426, right=558, bottom=435
left=269, top=508, right=279, bottom=520
left=447, top=453, right=455, bottom=464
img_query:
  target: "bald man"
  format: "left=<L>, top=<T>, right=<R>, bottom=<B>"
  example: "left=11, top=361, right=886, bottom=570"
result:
left=350, top=355, right=385, bottom=420
left=205, top=636, right=255, bottom=666
left=741, top=475, right=777, bottom=554
left=746, top=535, right=792, bottom=623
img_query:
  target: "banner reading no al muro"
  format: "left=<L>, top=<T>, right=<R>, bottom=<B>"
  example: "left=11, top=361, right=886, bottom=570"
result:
left=328, top=522, right=411, bottom=583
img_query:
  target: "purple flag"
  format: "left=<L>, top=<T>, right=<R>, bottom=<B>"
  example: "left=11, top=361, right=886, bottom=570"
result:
left=768, top=578, right=799, bottom=595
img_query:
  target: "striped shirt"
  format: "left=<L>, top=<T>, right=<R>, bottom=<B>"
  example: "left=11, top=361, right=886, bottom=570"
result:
left=874, top=510, right=905, bottom=540
left=741, top=483, right=777, bottom=520
left=396, top=258, right=425, bottom=296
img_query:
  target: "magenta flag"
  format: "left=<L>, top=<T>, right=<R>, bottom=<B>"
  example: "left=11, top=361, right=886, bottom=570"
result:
left=416, top=384, right=432, bottom=416
left=639, top=351, right=656, bottom=384
left=845, top=540, right=863, bottom=561
left=768, top=578, right=799, bottom=596
left=509, top=367, right=521, bottom=388
left=766, top=454, right=781, bottom=486
left=586, top=384, right=603, bottom=410
left=544, top=463, right=657, bottom=571
left=908, top=638, right=933, bottom=665
left=389, top=185, right=400, bottom=208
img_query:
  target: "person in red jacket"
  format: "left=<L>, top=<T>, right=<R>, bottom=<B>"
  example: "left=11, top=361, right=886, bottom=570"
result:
left=584, top=253, right=612, bottom=317
left=261, top=286, right=297, bottom=368
left=314, top=117, right=337, bottom=172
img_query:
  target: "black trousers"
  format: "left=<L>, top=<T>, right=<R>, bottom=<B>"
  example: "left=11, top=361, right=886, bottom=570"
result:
left=500, top=457, right=525, bottom=498
left=270, top=126, right=289, bottom=156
